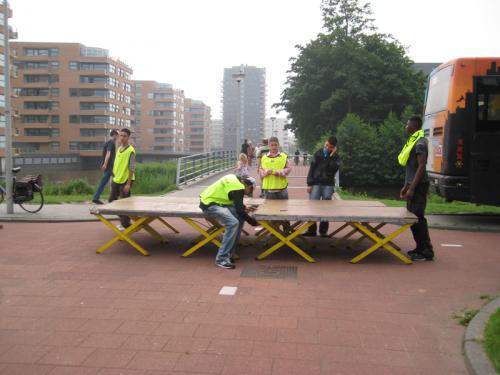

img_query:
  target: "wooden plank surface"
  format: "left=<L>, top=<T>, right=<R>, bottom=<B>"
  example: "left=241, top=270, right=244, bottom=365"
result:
left=91, top=196, right=415, bottom=224
left=253, top=201, right=416, bottom=224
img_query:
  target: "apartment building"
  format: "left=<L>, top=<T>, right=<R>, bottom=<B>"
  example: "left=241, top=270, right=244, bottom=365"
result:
left=0, top=2, right=14, bottom=169
left=209, top=119, right=223, bottom=151
left=133, top=80, right=185, bottom=152
left=184, top=98, right=211, bottom=153
left=10, top=42, right=133, bottom=156
left=264, top=117, right=292, bottom=153
left=222, top=65, right=266, bottom=151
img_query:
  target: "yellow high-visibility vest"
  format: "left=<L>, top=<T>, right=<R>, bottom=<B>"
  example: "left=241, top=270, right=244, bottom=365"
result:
left=261, top=153, right=288, bottom=190
left=112, top=145, right=135, bottom=184
left=200, top=174, right=245, bottom=206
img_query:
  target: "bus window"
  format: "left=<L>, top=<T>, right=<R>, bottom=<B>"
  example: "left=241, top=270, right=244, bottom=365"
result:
left=476, top=77, right=500, bottom=132
left=425, top=65, right=454, bottom=115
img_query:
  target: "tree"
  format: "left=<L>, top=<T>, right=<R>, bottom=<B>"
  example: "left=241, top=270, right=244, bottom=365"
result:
left=336, top=113, right=378, bottom=186
left=276, top=0, right=426, bottom=150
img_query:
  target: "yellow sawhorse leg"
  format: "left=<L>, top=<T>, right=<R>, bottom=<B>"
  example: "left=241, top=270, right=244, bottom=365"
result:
left=333, top=226, right=359, bottom=248
left=349, top=222, right=401, bottom=251
left=95, top=214, right=152, bottom=256
left=256, top=221, right=316, bottom=263
left=349, top=222, right=413, bottom=264
left=181, top=218, right=224, bottom=257
left=158, top=217, right=180, bottom=234
left=130, top=216, right=167, bottom=244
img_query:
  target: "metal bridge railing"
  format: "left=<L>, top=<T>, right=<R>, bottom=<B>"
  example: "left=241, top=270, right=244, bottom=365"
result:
left=175, top=150, right=237, bottom=187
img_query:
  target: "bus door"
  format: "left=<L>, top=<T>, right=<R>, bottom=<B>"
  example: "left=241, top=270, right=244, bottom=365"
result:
left=470, top=76, right=500, bottom=205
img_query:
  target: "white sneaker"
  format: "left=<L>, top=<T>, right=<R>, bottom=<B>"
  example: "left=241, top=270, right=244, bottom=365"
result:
left=116, top=224, right=125, bottom=231
left=254, top=226, right=262, bottom=231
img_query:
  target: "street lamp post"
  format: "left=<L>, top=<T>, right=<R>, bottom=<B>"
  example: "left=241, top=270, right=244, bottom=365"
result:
left=270, top=116, right=276, bottom=139
left=3, top=0, right=13, bottom=214
left=232, top=69, right=245, bottom=156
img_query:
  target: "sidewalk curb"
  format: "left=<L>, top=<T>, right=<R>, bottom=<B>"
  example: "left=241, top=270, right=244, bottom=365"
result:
left=463, top=297, right=500, bottom=375
left=428, top=222, right=500, bottom=233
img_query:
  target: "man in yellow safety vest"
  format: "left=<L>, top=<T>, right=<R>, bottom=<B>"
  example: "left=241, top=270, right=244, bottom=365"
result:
left=109, top=128, right=135, bottom=230
left=200, top=174, right=258, bottom=269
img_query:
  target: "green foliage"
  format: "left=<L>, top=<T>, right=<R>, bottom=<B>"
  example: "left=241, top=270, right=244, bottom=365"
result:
left=276, top=0, right=426, bottom=150
left=484, top=308, right=500, bottom=373
left=376, top=111, right=407, bottom=185
left=42, top=161, right=178, bottom=197
left=44, top=179, right=94, bottom=196
left=133, top=161, right=177, bottom=194
left=336, top=113, right=378, bottom=186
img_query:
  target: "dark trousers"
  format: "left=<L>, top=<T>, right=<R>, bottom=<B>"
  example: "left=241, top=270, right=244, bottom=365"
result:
left=93, top=170, right=112, bottom=201
left=109, top=181, right=132, bottom=228
left=407, top=182, right=433, bottom=256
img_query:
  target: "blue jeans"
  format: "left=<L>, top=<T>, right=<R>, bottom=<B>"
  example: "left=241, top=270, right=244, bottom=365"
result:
left=307, top=185, right=334, bottom=234
left=264, top=189, right=289, bottom=200
left=203, top=205, right=244, bottom=263
left=93, top=170, right=112, bottom=201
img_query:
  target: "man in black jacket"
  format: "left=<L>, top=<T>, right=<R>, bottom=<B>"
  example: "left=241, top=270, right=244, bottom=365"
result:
left=304, top=135, right=339, bottom=237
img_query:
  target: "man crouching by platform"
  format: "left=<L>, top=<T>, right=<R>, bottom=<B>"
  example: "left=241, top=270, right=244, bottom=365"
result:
left=200, top=174, right=258, bottom=269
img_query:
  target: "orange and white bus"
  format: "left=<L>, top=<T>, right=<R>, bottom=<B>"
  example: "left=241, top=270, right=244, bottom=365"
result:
left=423, top=57, right=500, bottom=206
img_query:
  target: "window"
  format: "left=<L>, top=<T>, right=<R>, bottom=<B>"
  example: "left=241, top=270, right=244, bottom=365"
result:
left=25, top=128, right=53, bottom=136
left=24, top=74, right=59, bottom=83
left=20, top=88, right=49, bottom=96
left=190, top=127, right=204, bottom=132
left=21, top=115, right=49, bottom=123
left=153, top=128, right=174, bottom=134
left=0, top=74, right=4, bottom=87
left=154, top=137, right=172, bottom=143
left=51, top=115, right=59, bottom=123
left=80, top=75, right=107, bottom=83
left=153, top=93, right=174, bottom=99
left=69, top=115, right=113, bottom=124
left=16, top=61, right=49, bottom=69
left=191, top=113, right=205, bottom=118
left=80, top=47, right=108, bottom=57
left=0, top=114, right=5, bottom=128
left=425, top=65, right=453, bottom=115
left=155, top=101, right=176, bottom=108
left=50, top=88, right=59, bottom=97
left=70, top=88, right=109, bottom=97
left=80, top=102, right=109, bottom=111
left=190, top=121, right=204, bottom=126
left=70, top=62, right=110, bottom=71
left=0, top=135, right=5, bottom=148
left=155, top=119, right=175, bottom=126
left=80, top=128, right=108, bottom=137
left=152, top=110, right=175, bottom=117
left=24, top=101, right=56, bottom=110
left=24, top=48, right=58, bottom=56
left=51, top=142, right=60, bottom=151
left=50, top=61, right=59, bottom=70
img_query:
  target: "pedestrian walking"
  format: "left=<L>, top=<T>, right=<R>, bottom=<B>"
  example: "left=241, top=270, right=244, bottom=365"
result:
left=399, top=115, right=434, bottom=261
left=92, top=129, right=118, bottom=204
left=200, top=174, right=258, bottom=269
left=241, top=139, right=249, bottom=156
left=303, top=136, right=339, bottom=237
left=109, top=128, right=135, bottom=230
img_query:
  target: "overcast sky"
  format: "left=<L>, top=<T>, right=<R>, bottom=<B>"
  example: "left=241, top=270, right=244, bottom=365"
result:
left=11, top=0, right=499, bottom=119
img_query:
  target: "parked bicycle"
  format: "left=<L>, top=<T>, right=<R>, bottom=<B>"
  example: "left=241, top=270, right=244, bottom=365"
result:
left=0, top=167, right=44, bottom=213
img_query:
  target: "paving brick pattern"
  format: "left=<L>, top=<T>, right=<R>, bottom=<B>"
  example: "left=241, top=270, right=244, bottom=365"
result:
left=0, top=175, right=499, bottom=374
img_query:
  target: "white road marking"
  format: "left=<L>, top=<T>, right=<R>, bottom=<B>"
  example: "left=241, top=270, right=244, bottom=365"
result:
left=441, top=244, right=463, bottom=247
left=219, top=286, right=238, bottom=296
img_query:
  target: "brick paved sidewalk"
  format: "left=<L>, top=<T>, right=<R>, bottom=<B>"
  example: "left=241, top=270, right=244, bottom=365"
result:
left=1, top=215, right=499, bottom=374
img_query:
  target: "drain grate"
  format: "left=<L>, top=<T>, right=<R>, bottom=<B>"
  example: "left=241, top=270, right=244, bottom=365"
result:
left=240, top=264, right=297, bottom=279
